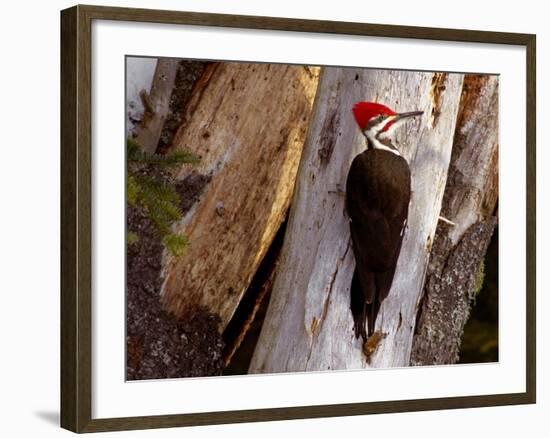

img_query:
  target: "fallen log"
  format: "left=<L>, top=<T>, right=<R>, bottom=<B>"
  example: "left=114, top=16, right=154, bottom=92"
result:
left=160, top=62, right=320, bottom=330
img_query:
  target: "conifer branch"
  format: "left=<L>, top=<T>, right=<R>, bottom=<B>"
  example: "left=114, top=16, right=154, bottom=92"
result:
left=126, top=137, right=199, bottom=256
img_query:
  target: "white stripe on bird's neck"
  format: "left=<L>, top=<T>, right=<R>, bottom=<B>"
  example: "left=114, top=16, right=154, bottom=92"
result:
left=363, top=116, right=401, bottom=156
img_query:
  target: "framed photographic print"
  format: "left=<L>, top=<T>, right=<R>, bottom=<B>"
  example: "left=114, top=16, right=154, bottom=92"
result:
left=60, top=4, right=536, bottom=433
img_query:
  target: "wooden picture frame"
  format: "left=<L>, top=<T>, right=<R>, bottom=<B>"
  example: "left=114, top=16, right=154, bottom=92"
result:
left=61, top=4, right=536, bottom=433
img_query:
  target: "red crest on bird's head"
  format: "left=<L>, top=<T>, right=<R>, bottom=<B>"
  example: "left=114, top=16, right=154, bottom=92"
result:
left=352, top=102, right=396, bottom=131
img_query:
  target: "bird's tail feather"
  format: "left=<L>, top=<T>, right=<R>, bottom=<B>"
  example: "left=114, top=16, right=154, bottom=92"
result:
left=350, top=270, right=366, bottom=340
left=366, top=297, right=381, bottom=339
left=351, top=268, right=388, bottom=342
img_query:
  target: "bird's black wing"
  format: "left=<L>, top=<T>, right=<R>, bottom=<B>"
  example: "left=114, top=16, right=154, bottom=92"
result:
left=346, top=150, right=410, bottom=338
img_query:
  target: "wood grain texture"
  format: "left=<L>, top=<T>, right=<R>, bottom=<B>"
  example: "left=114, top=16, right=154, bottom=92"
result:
left=60, top=6, right=78, bottom=432
left=79, top=5, right=535, bottom=46
left=78, top=392, right=534, bottom=433
left=160, top=62, right=320, bottom=329
left=249, top=68, right=463, bottom=373
left=60, top=5, right=93, bottom=432
left=525, top=33, right=537, bottom=403
left=411, top=75, right=499, bottom=365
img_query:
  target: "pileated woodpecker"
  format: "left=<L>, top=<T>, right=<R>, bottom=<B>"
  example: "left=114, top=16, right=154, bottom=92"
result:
left=347, top=102, right=423, bottom=342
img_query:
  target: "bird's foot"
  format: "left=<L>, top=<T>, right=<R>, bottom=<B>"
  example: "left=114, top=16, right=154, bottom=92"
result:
left=362, top=331, right=387, bottom=364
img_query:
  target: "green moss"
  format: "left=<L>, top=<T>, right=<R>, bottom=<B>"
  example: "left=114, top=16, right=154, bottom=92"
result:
left=472, top=260, right=485, bottom=300
left=127, top=231, right=139, bottom=245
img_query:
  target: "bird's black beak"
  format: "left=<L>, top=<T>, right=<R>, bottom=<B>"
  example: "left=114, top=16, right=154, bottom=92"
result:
left=394, top=110, right=423, bottom=121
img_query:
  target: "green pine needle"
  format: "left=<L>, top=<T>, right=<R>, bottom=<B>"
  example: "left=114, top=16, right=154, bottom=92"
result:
left=127, top=137, right=141, bottom=161
left=126, top=137, right=199, bottom=257
left=163, top=233, right=189, bottom=257
left=127, top=137, right=199, bottom=168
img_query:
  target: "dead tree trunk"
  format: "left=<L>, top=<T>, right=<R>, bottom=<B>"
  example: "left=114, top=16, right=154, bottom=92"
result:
left=133, top=58, right=180, bottom=154
left=411, top=75, right=499, bottom=365
left=160, top=62, right=320, bottom=330
left=249, top=67, right=464, bottom=373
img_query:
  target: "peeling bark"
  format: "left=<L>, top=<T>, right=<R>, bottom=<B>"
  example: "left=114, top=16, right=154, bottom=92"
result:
left=411, top=75, right=499, bottom=365
left=249, top=68, right=463, bottom=373
left=160, top=63, right=320, bottom=330
left=429, top=73, right=448, bottom=127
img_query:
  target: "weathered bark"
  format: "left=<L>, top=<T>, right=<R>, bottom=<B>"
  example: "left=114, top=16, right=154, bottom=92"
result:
left=134, top=58, right=180, bottom=154
left=249, top=68, right=463, bottom=373
left=160, top=62, right=320, bottom=330
left=411, top=75, right=499, bottom=365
